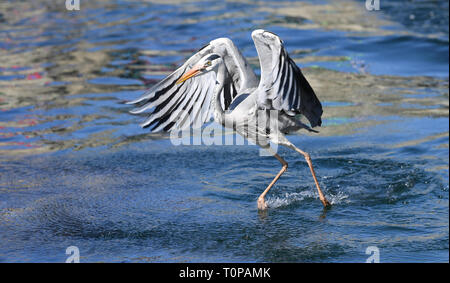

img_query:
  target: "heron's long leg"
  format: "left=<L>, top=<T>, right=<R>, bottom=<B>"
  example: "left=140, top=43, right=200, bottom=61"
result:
left=290, top=146, right=331, bottom=207
left=257, top=153, right=288, bottom=210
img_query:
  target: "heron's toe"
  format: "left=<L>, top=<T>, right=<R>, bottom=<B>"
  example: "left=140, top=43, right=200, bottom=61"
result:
left=257, top=197, right=268, bottom=210
left=322, top=198, right=332, bottom=208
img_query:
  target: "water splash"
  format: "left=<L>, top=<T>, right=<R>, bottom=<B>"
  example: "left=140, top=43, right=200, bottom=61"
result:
left=266, top=190, right=349, bottom=208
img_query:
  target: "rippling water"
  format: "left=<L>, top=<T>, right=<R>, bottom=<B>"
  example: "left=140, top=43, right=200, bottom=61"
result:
left=0, top=0, right=448, bottom=262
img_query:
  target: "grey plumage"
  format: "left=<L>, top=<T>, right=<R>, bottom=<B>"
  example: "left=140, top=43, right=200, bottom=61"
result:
left=127, top=29, right=330, bottom=209
left=128, top=29, right=322, bottom=144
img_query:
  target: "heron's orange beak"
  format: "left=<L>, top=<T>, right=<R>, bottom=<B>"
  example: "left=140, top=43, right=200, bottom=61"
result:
left=176, top=66, right=202, bottom=84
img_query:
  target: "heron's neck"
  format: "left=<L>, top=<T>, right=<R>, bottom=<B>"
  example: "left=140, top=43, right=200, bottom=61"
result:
left=213, top=62, right=227, bottom=124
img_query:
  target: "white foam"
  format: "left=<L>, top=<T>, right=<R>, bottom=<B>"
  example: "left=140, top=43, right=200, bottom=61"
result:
left=328, top=191, right=350, bottom=205
left=266, top=190, right=349, bottom=208
left=266, top=191, right=315, bottom=208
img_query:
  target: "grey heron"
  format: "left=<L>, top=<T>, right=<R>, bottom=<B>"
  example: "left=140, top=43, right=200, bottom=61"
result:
left=128, top=29, right=331, bottom=210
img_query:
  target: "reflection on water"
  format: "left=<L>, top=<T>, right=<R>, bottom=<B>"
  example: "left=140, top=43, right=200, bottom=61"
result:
left=0, top=0, right=448, bottom=262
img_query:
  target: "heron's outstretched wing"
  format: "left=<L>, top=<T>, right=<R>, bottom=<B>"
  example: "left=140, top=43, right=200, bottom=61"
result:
left=127, top=44, right=238, bottom=132
left=251, top=29, right=323, bottom=127
left=127, top=37, right=257, bottom=132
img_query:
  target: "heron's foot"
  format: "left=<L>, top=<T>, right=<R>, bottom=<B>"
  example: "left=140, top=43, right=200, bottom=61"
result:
left=321, top=197, right=332, bottom=208
left=257, top=197, right=268, bottom=210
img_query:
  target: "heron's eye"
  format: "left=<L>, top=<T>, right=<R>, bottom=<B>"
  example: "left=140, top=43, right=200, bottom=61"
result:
left=205, top=61, right=212, bottom=67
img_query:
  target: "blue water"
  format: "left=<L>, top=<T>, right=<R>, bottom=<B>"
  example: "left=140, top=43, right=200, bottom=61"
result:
left=0, top=0, right=448, bottom=262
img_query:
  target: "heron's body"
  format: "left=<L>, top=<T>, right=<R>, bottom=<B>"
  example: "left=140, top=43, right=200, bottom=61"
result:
left=128, top=30, right=330, bottom=209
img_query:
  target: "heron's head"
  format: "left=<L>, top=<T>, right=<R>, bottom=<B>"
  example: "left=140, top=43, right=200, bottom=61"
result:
left=176, top=53, right=222, bottom=84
